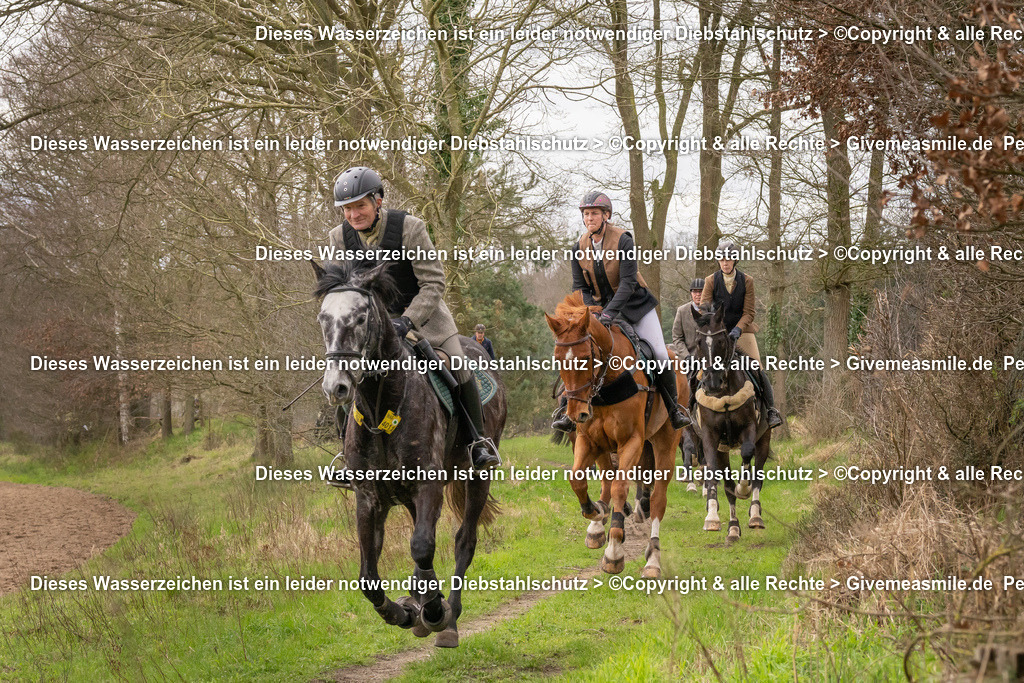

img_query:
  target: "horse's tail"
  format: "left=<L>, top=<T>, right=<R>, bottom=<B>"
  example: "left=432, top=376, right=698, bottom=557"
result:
left=550, top=428, right=571, bottom=446
left=445, top=480, right=500, bottom=527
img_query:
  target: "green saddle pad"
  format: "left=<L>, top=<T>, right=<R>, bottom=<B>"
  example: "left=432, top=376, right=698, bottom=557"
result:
left=428, top=369, right=497, bottom=415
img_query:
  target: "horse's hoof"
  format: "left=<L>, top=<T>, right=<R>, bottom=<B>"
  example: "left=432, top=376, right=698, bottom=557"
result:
left=641, top=565, right=661, bottom=579
left=411, top=622, right=431, bottom=638
left=703, top=520, right=721, bottom=532
left=586, top=530, right=606, bottom=549
left=734, top=482, right=752, bottom=499
left=631, top=506, right=646, bottom=523
left=686, top=482, right=698, bottom=493
left=420, top=598, right=452, bottom=633
left=394, top=595, right=421, bottom=630
left=601, top=554, right=625, bottom=574
left=748, top=516, right=765, bottom=529
left=727, top=524, right=741, bottom=540
left=434, top=627, right=459, bottom=648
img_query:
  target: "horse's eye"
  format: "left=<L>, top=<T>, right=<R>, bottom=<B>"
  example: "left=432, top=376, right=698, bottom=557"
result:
left=356, top=315, right=366, bottom=325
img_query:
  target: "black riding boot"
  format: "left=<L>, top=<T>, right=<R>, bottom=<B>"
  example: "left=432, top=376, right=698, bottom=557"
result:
left=655, top=368, right=691, bottom=429
left=757, top=369, right=784, bottom=428
left=457, top=377, right=501, bottom=470
left=551, top=395, right=573, bottom=432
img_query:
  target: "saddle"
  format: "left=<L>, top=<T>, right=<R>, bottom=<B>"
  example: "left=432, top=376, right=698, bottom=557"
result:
left=587, top=318, right=656, bottom=423
left=411, top=337, right=497, bottom=415
left=609, top=319, right=656, bottom=385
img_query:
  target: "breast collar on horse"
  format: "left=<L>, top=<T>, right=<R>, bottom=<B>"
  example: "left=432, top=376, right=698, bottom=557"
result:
left=696, top=325, right=754, bottom=412
left=555, top=318, right=612, bottom=414
left=323, top=284, right=408, bottom=436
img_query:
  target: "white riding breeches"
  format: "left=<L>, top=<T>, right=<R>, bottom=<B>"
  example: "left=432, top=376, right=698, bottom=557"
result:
left=633, top=309, right=669, bottom=361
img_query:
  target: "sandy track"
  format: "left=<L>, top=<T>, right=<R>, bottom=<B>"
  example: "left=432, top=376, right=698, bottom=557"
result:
left=0, top=481, right=136, bottom=596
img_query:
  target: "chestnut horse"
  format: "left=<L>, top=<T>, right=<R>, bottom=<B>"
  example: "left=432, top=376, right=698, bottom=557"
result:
left=545, top=293, right=685, bottom=578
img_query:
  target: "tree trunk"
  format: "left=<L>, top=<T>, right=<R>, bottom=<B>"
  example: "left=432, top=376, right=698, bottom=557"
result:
left=183, top=394, right=196, bottom=436
left=161, top=390, right=172, bottom=439
left=113, top=303, right=131, bottom=444
left=766, top=34, right=790, bottom=439
left=695, top=11, right=726, bottom=280
left=821, top=107, right=853, bottom=387
left=252, top=402, right=294, bottom=466
left=864, top=143, right=884, bottom=247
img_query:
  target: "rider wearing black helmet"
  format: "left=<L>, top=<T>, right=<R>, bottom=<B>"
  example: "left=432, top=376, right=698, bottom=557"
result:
left=551, top=191, right=690, bottom=432
left=327, top=166, right=501, bottom=472
left=697, top=241, right=784, bottom=429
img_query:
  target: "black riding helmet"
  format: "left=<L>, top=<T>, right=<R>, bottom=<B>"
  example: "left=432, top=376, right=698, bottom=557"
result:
left=690, top=278, right=705, bottom=291
left=334, top=167, right=385, bottom=207
left=579, top=191, right=612, bottom=216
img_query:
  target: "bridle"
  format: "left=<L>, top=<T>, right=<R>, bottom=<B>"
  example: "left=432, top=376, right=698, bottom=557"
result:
left=698, top=325, right=734, bottom=383
left=554, top=323, right=611, bottom=418
left=321, top=285, right=385, bottom=381
left=320, top=284, right=412, bottom=436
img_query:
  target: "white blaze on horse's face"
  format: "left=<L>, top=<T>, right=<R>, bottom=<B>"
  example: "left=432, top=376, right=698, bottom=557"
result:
left=319, top=290, right=372, bottom=405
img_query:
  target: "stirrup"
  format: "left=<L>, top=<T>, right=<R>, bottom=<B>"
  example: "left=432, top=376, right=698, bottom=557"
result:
left=551, top=414, right=574, bottom=432
left=470, top=436, right=502, bottom=470
left=766, top=407, right=783, bottom=429
left=325, top=452, right=354, bottom=490
left=669, top=406, right=691, bottom=429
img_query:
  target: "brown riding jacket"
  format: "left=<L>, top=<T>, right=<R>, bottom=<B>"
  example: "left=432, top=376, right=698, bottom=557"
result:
left=700, top=269, right=759, bottom=334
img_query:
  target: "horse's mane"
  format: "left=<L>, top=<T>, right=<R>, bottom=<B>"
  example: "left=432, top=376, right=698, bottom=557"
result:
left=554, top=291, right=601, bottom=321
left=314, top=261, right=399, bottom=309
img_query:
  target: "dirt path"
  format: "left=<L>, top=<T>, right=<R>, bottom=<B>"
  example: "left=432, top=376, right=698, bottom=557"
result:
left=0, top=481, right=136, bottom=596
left=321, top=514, right=652, bottom=682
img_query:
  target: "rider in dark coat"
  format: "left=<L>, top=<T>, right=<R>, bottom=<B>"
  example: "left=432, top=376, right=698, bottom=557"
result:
left=552, top=191, right=690, bottom=432
left=327, top=167, right=500, bottom=473
left=697, top=241, right=783, bottom=429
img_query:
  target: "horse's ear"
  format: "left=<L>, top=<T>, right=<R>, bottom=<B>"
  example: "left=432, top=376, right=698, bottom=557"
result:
left=545, top=313, right=566, bottom=335
left=711, top=305, right=725, bottom=327
left=310, top=259, right=326, bottom=282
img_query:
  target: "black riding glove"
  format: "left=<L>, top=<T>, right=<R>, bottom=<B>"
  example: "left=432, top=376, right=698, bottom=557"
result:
left=391, top=316, right=414, bottom=337
left=598, top=311, right=614, bottom=326
left=729, top=327, right=742, bottom=341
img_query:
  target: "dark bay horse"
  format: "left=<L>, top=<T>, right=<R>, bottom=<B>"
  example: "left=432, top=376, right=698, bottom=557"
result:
left=691, top=305, right=770, bottom=540
left=313, top=261, right=506, bottom=648
left=545, top=292, right=685, bottom=578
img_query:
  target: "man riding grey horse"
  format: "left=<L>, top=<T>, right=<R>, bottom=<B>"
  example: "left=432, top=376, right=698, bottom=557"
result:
left=327, top=166, right=500, bottom=477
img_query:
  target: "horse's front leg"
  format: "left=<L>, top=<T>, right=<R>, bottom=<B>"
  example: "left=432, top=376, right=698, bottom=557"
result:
left=602, top=434, right=643, bottom=574
left=699, top=419, right=723, bottom=532
left=749, top=430, right=770, bottom=529
left=356, top=495, right=416, bottom=628
left=409, top=482, right=450, bottom=637
left=571, top=436, right=607, bottom=550
left=725, top=422, right=757, bottom=540
left=682, top=428, right=699, bottom=493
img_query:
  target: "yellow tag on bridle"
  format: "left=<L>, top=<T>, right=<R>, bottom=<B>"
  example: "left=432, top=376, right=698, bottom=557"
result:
left=379, top=410, right=401, bottom=434
left=353, top=406, right=364, bottom=426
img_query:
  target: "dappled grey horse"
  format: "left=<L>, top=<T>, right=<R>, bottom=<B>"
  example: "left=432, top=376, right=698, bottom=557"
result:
left=314, top=261, right=506, bottom=647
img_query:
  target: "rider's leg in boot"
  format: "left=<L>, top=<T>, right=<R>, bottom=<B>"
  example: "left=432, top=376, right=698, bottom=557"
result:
left=551, top=394, right=573, bottom=432
left=655, top=368, right=691, bottom=429
left=458, top=377, right=501, bottom=470
left=757, top=368, right=784, bottom=428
